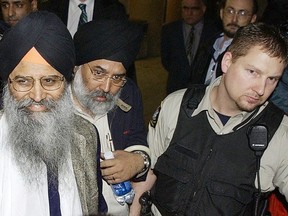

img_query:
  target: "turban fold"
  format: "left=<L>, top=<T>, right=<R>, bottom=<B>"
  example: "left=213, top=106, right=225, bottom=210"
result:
left=73, top=19, right=144, bottom=70
left=0, top=11, right=75, bottom=81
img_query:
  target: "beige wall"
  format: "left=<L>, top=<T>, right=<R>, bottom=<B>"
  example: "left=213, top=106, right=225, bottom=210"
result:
left=165, top=0, right=181, bottom=23
left=126, top=0, right=166, bottom=57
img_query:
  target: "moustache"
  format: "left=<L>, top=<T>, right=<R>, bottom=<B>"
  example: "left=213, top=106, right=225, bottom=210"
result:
left=227, top=23, right=240, bottom=28
left=90, top=90, right=114, bottom=101
left=17, top=99, right=57, bottom=111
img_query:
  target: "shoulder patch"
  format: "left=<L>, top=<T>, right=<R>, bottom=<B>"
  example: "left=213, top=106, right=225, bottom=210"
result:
left=149, top=106, right=161, bottom=128
left=116, top=98, right=132, bottom=112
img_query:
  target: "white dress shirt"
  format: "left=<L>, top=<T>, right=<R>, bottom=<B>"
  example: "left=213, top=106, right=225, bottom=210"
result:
left=67, top=0, right=94, bottom=36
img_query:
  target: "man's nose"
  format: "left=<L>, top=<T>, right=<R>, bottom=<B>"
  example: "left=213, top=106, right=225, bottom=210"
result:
left=8, top=5, right=15, bottom=17
left=100, top=77, right=113, bottom=93
left=253, top=79, right=266, bottom=96
left=231, top=13, right=239, bottom=23
left=28, top=81, right=47, bottom=102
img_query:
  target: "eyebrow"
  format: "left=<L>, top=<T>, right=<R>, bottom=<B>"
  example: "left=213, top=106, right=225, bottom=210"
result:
left=226, top=6, right=250, bottom=12
left=12, top=74, right=62, bottom=79
left=92, top=65, right=126, bottom=76
left=182, top=6, right=201, bottom=10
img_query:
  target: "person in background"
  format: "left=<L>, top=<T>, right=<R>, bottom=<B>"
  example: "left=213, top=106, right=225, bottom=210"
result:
left=0, top=11, right=99, bottom=215
left=39, top=0, right=127, bottom=37
left=147, top=22, right=288, bottom=215
left=72, top=19, right=150, bottom=215
left=190, top=0, right=258, bottom=85
left=161, top=0, right=220, bottom=94
left=0, top=0, right=37, bottom=27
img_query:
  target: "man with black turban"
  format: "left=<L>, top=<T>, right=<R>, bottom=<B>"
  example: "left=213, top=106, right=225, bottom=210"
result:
left=0, top=11, right=99, bottom=215
left=72, top=19, right=150, bottom=215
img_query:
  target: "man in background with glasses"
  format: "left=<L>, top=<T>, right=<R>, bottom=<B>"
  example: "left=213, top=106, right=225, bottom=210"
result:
left=0, top=11, right=100, bottom=215
left=190, top=0, right=258, bottom=85
left=72, top=19, right=150, bottom=215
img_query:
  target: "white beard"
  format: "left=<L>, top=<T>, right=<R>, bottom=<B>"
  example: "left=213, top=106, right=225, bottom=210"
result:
left=3, top=84, right=74, bottom=185
left=73, top=70, right=121, bottom=116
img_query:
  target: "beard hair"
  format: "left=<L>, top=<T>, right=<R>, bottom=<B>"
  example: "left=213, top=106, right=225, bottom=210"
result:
left=73, top=69, right=121, bottom=116
left=3, top=84, right=74, bottom=185
left=223, top=24, right=239, bottom=38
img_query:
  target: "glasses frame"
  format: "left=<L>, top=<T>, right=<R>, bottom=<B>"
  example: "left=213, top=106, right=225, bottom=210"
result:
left=9, top=75, right=65, bottom=92
left=86, top=63, right=127, bottom=87
left=223, top=7, right=252, bottom=20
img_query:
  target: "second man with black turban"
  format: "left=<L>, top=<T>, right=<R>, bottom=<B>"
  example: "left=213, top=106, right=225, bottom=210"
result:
left=72, top=19, right=150, bottom=215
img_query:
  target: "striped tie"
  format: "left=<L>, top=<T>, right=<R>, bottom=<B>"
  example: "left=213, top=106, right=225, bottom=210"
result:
left=186, top=26, right=194, bottom=65
left=78, top=3, right=88, bottom=28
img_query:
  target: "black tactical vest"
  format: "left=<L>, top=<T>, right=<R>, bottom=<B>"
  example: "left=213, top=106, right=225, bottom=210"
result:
left=152, top=87, right=284, bottom=216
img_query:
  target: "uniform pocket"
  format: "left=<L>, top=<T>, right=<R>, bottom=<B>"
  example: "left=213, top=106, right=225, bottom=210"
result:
left=203, top=180, right=254, bottom=215
left=152, top=143, right=197, bottom=214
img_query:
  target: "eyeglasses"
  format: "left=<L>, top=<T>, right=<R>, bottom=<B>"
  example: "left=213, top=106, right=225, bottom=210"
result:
left=87, top=63, right=127, bottom=87
left=9, top=75, right=64, bottom=92
left=224, top=7, right=252, bottom=20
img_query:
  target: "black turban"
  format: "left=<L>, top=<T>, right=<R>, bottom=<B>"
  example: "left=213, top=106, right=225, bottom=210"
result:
left=73, top=19, right=143, bottom=70
left=0, top=11, right=75, bottom=82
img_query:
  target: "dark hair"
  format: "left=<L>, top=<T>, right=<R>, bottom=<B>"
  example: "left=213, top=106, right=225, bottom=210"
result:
left=228, top=22, right=288, bottom=66
left=219, top=0, right=258, bottom=15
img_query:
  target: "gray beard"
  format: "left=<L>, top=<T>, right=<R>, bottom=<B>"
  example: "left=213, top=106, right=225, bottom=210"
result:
left=3, top=84, right=74, bottom=185
left=73, top=70, right=121, bottom=116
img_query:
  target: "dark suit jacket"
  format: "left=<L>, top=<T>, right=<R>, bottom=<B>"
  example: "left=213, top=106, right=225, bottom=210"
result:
left=0, top=19, right=8, bottom=35
left=108, top=78, right=148, bottom=153
left=39, top=0, right=127, bottom=24
left=108, top=78, right=148, bottom=182
left=161, top=19, right=220, bottom=94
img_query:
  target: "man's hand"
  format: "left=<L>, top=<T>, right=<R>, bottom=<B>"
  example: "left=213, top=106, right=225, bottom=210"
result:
left=101, top=150, right=144, bottom=184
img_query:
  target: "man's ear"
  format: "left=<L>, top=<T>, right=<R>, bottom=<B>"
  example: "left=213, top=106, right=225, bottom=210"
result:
left=250, top=14, right=257, bottom=23
left=221, top=52, right=232, bottom=74
left=32, top=0, right=38, bottom=12
left=219, top=8, right=224, bottom=20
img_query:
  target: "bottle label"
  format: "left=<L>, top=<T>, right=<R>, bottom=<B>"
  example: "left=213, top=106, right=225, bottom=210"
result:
left=112, top=181, right=132, bottom=196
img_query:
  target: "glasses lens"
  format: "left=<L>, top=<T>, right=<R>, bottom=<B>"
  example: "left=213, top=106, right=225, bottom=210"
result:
left=11, top=77, right=34, bottom=92
left=238, top=10, right=249, bottom=17
left=112, top=78, right=126, bottom=87
left=88, top=64, right=126, bottom=87
left=40, top=76, right=64, bottom=91
left=225, top=8, right=234, bottom=16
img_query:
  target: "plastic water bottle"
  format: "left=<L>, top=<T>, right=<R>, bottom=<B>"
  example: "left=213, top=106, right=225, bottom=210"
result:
left=104, top=151, right=135, bottom=205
